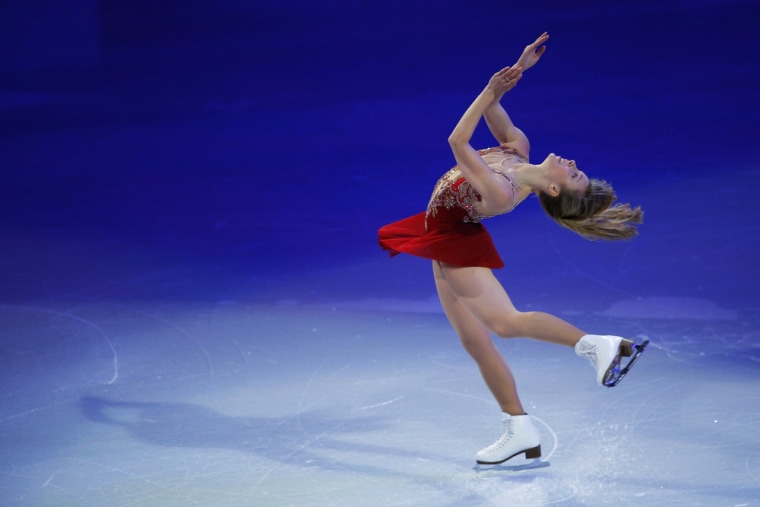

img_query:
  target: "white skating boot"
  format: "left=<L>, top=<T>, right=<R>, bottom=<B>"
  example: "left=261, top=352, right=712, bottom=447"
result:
left=475, top=413, right=541, bottom=465
left=575, top=334, right=647, bottom=387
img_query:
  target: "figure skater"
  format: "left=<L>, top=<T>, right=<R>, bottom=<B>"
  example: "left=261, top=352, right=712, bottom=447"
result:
left=378, top=32, right=647, bottom=465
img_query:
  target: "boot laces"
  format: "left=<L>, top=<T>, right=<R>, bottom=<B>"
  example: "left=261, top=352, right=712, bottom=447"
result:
left=486, top=418, right=514, bottom=451
left=577, top=340, right=600, bottom=370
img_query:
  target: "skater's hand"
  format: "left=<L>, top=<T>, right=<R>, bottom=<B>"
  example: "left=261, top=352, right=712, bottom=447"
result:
left=515, top=32, right=549, bottom=71
left=486, top=66, right=523, bottom=97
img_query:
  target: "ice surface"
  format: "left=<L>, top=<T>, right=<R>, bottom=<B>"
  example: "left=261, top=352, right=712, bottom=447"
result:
left=1, top=302, right=758, bottom=506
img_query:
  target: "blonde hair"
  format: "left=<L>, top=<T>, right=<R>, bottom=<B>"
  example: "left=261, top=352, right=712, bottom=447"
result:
left=538, top=179, right=642, bottom=240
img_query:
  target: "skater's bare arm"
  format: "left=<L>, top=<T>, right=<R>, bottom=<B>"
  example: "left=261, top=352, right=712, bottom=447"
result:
left=484, top=32, right=549, bottom=156
left=448, top=66, right=522, bottom=213
left=483, top=103, right=529, bottom=156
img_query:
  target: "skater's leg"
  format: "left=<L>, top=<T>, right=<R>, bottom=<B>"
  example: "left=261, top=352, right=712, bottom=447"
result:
left=434, top=262, right=541, bottom=463
left=433, top=261, right=525, bottom=415
left=435, top=263, right=643, bottom=386
left=437, top=263, right=585, bottom=347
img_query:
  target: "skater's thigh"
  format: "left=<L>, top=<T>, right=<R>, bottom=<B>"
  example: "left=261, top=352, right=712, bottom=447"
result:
left=436, top=262, right=519, bottom=328
left=434, top=261, right=490, bottom=340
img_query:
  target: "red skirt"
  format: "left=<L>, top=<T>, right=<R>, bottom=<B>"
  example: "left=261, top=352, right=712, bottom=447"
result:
left=378, top=212, right=504, bottom=269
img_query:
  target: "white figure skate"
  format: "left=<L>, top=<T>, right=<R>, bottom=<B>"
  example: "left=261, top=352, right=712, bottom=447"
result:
left=575, top=334, right=649, bottom=387
left=475, top=413, right=541, bottom=465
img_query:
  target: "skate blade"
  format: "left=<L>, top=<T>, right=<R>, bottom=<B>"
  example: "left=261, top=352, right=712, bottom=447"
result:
left=603, top=339, right=650, bottom=388
left=474, top=458, right=550, bottom=473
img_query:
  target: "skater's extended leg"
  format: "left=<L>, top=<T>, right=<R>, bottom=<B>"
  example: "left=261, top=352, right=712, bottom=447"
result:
left=437, top=264, right=645, bottom=386
left=437, top=263, right=585, bottom=346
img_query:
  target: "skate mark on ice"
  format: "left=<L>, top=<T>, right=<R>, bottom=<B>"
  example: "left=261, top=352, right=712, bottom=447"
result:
left=354, top=396, right=404, bottom=411
left=249, top=356, right=364, bottom=495
left=113, top=304, right=214, bottom=381
left=0, top=406, right=50, bottom=424
left=532, top=415, right=558, bottom=461
left=208, top=302, right=284, bottom=371
left=42, top=471, right=60, bottom=488
left=0, top=304, right=118, bottom=385
left=297, top=357, right=357, bottom=413
left=745, top=455, right=760, bottom=483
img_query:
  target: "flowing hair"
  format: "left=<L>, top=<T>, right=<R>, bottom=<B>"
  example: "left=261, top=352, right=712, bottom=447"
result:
left=538, top=179, right=643, bottom=241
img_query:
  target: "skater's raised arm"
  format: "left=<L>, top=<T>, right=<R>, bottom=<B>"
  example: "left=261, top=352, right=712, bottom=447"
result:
left=514, top=32, right=549, bottom=72
left=483, top=102, right=528, bottom=155
left=448, top=66, right=523, bottom=214
left=484, top=33, right=550, bottom=155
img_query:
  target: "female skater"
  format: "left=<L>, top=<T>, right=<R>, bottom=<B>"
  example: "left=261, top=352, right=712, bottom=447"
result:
left=378, top=33, right=646, bottom=465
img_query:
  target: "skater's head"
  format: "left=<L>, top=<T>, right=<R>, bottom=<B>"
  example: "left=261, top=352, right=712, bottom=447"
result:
left=538, top=177, right=643, bottom=241
left=539, top=153, right=589, bottom=197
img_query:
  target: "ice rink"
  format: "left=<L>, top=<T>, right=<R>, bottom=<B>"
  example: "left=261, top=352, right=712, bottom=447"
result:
left=2, top=1, right=759, bottom=505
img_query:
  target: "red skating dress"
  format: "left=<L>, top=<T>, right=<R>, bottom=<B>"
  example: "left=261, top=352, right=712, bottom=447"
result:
left=378, top=146, right=526, bottom=269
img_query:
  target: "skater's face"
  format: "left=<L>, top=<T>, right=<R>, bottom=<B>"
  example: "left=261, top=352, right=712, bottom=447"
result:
left=544, top=153, right=589, bottom=196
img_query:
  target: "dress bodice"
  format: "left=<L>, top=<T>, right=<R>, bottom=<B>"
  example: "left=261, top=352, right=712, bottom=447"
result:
left=425, top=145, right=527, bottom=228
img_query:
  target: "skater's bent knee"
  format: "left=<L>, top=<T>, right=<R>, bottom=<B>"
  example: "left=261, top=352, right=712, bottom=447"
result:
left=491, top=313, right=525, bottom=339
